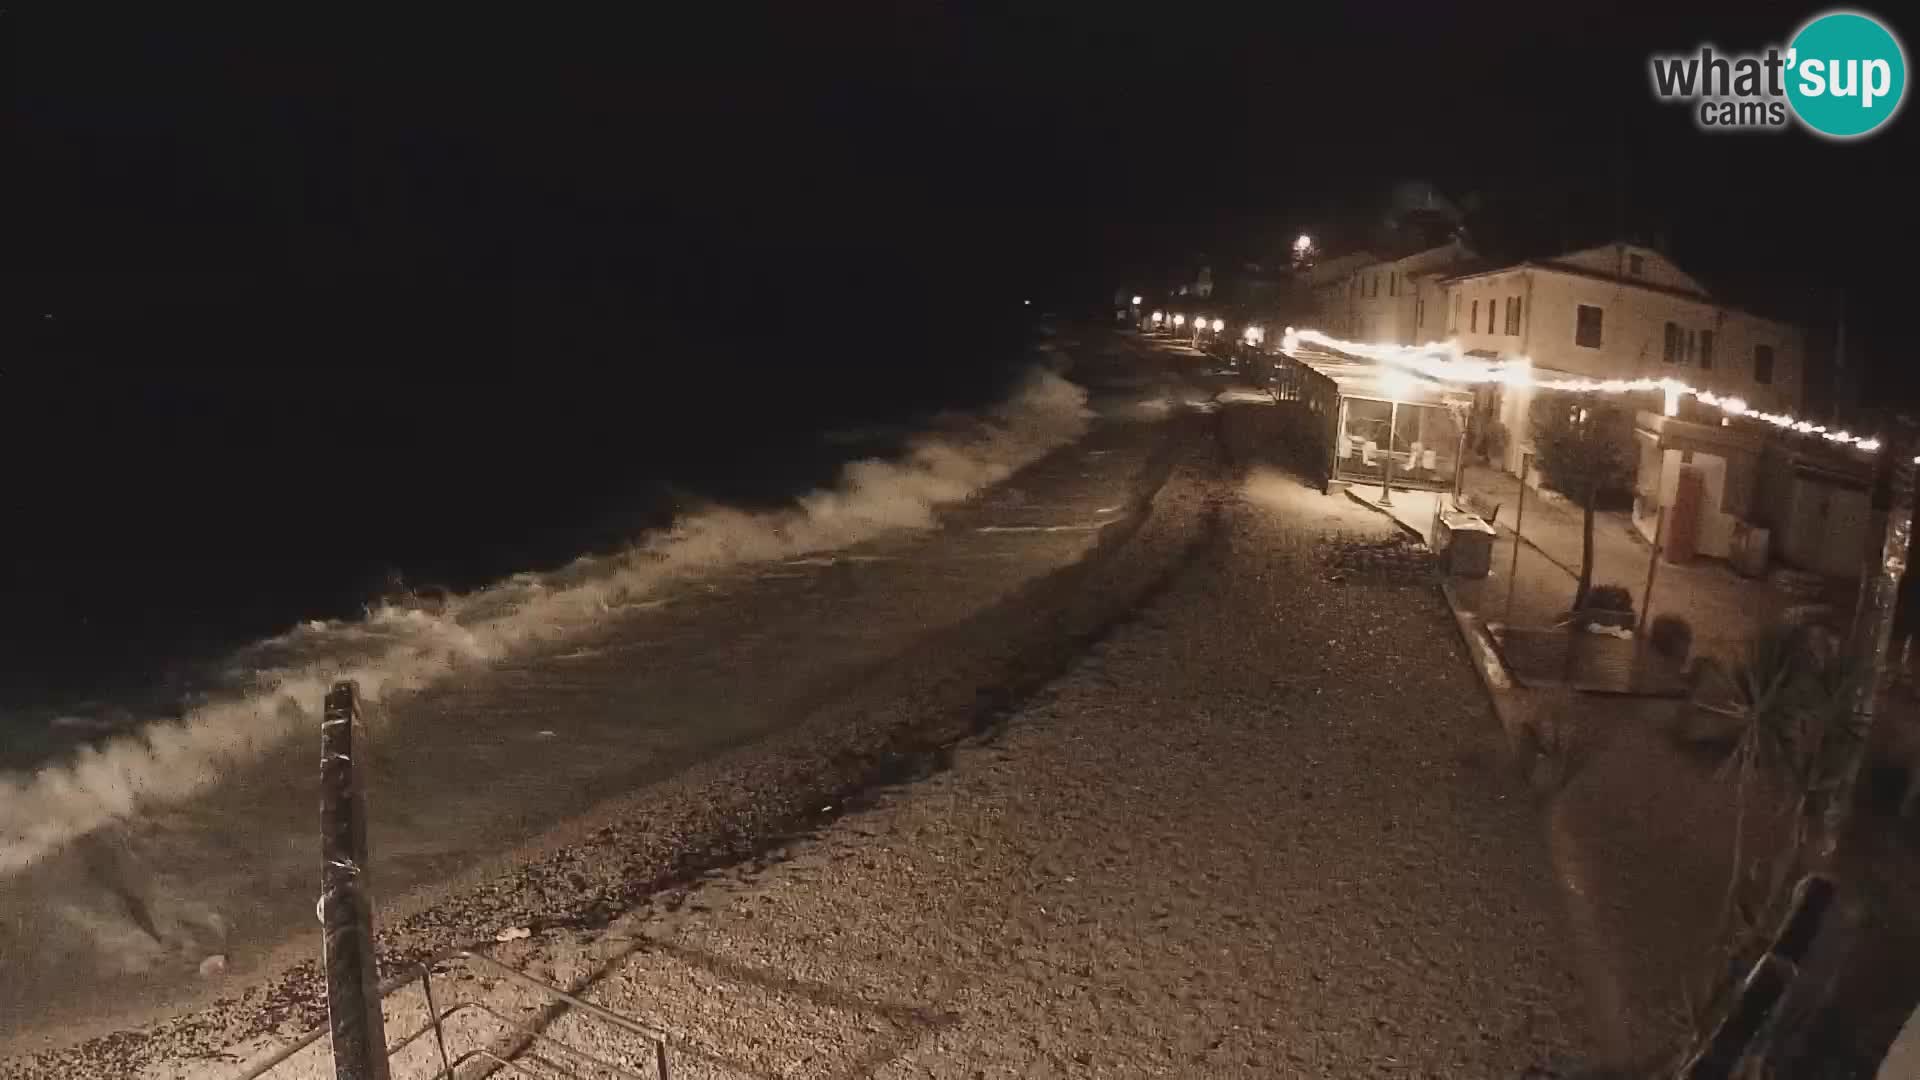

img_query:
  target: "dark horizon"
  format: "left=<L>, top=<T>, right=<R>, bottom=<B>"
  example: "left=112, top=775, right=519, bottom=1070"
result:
left=10, top=6, right=1915, bottom=363
left=6, top=4, right=1917, bottom=687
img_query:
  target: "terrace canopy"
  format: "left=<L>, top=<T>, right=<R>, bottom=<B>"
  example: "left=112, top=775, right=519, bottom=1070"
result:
left=1274, top=341, right=1475, bottom=495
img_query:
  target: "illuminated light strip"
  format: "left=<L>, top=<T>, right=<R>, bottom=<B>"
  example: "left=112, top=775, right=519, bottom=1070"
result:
left=1281, top=327, right=1893, bottom=457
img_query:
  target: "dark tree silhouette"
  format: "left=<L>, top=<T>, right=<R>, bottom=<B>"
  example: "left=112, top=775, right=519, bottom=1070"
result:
left=1527, top=391, right=1637, bottom=611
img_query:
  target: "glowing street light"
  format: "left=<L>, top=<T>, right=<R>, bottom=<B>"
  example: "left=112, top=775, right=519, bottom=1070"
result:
left=1151, top=310, right=1164, bottom=324
left=1211, top=317, right=1225, bottom=332
left=1292, top=234, right=1317, bottom=268
left=1131, top=294, right=1143, bottom=306
left=1172, top=314, right=1186, bottom=327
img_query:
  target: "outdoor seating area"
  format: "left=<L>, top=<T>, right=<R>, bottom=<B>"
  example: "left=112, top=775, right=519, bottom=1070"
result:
left=1334, top=394, right=1464, bottom=490
left=1334, top=433, right=1452, bottom=485
left=1273, top=340, right=1473, bottom=495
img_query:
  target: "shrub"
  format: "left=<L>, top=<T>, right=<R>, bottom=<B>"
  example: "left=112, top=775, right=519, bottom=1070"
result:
left=1587, top=584, right=1634, bottom=613
left=1650, top=614, right=1694, bottom=660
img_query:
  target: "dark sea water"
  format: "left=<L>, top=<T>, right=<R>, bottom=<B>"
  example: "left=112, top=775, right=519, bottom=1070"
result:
left=2, top=283, right=1043, bottom=767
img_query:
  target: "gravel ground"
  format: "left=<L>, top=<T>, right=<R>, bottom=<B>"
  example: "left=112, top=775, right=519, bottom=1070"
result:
left=192, top=391, right=1584, bottom=1079
left=574, top=402, right=1589, bottom=1077
left=10, top=358, right=1594, bottom=1078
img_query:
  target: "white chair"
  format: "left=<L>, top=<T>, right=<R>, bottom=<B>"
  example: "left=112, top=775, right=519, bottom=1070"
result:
left=1362, top=440, right=1378, bottom=466
left=1422, top=448, right=1438, bottom=472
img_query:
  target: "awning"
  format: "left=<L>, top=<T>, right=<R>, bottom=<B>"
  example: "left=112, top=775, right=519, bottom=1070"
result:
left=1280, top=343, right=1475, bottom=408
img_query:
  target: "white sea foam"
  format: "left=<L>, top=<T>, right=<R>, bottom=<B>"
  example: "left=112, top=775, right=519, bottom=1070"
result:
left=0, top=368, right=1091, bottom=875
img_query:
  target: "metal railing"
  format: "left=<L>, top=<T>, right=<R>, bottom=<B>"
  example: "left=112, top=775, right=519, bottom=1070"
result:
left=234, top=947, right=671, bottom=1080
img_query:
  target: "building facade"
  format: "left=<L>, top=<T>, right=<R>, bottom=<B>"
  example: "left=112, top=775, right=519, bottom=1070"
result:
left=1304, top=241, right=1812, bottom=563
left=1305, top=241, right=1477, bottom=346
left=1442, top=243, right=1805, bottom=517
left=1443, top=243, right=1802, bottom=411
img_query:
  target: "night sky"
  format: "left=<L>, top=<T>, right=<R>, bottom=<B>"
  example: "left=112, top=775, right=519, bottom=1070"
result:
left=3, top=4, right=1916, bottom=688
left=9, top=5, right=1916, bottom=360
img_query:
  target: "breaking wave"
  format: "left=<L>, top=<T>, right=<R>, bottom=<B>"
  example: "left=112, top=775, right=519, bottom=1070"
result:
left=0, top=368, right=1090, bottom=876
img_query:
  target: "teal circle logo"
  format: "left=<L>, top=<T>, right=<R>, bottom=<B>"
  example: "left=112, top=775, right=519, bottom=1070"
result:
left=1786, top=11, right=1907, bottom=138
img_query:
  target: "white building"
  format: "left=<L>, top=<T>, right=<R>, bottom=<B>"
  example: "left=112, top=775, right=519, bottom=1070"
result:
left=1442, top=242, right=1802, bottom=413
left=1304, top=251, right=1378, bottom=338
left=1306, top=240, right=1477, bottom=346
left=1305, top=241, right=1811, bottom=562
left=1442, top=242, right=1807, bottom=560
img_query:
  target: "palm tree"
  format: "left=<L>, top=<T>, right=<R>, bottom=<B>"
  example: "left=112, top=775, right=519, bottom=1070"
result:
left=1706, top=622, right=1860, bottom=956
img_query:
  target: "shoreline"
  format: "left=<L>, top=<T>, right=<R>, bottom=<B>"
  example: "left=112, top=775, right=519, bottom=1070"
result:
left=2, top=345, right=1207, bottom=1078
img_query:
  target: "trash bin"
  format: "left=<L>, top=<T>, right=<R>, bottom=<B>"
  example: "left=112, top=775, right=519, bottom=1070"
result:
left=1730, top=521, right=1770, bottom=578
left=1435, top=510, right=1496, bottom=578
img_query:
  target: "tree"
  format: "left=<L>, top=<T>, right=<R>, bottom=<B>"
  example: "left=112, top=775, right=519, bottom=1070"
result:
left=1526, top=391, right=1637, bottom=611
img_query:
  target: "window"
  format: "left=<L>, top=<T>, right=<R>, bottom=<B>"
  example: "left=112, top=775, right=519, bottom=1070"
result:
left=1575, top=304, right=1603, bottom=348
left=1504, top=295, right=1522, bottom=335
left=1629, top=254, right=1645, bottom=277
left=1452, top=293, right=1461, bottom=330
left=1416, top=297, right=1425, bottom=326
left=1755, top=344, right=1775, bottom=385
left=1470, top=299, right=1479, bottom=332
left=1685, top=330, right=1696, bottom=364
left=1389, top=272, right=1396, bottom=297
left=1372, top=273, right=1380, bottom=297
left=1700, top=329, right=1714, bottom=370
left=1663, top=321, right=1679, bottom=362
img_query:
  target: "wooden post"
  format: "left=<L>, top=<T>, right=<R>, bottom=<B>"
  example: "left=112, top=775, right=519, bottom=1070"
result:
left=321, top=681, right=390, bottom=1080
left=1637, top=507, right=1668, bottom=640
left=1503, top=452, right=1531, bottom=626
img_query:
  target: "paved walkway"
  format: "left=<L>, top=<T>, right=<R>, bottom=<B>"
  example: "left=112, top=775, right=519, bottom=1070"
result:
left=1353, top=466, right=1793, bottom=662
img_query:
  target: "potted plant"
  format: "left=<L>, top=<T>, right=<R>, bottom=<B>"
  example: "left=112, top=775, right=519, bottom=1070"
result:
left=1574, top=583, right=1635, bottom=630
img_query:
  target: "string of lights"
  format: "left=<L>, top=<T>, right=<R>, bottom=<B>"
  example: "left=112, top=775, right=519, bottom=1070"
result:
left=1278, top=327, right=1901, bottom=461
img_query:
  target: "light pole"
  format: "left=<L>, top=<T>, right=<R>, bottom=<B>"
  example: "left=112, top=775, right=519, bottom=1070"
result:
left=1380, top=399, right=1400, bottom=506
left=1379, top=370, right=1416, bottom=508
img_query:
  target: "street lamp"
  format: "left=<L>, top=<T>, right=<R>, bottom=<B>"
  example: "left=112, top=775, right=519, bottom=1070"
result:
left=1131, top=294, right=1143, bottom=306
left=1211, top=317, right=1225, bottom=332
left=1292, top=233, right=1316, bottom=269
left=1172, top=313, right=1186, bottom=328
